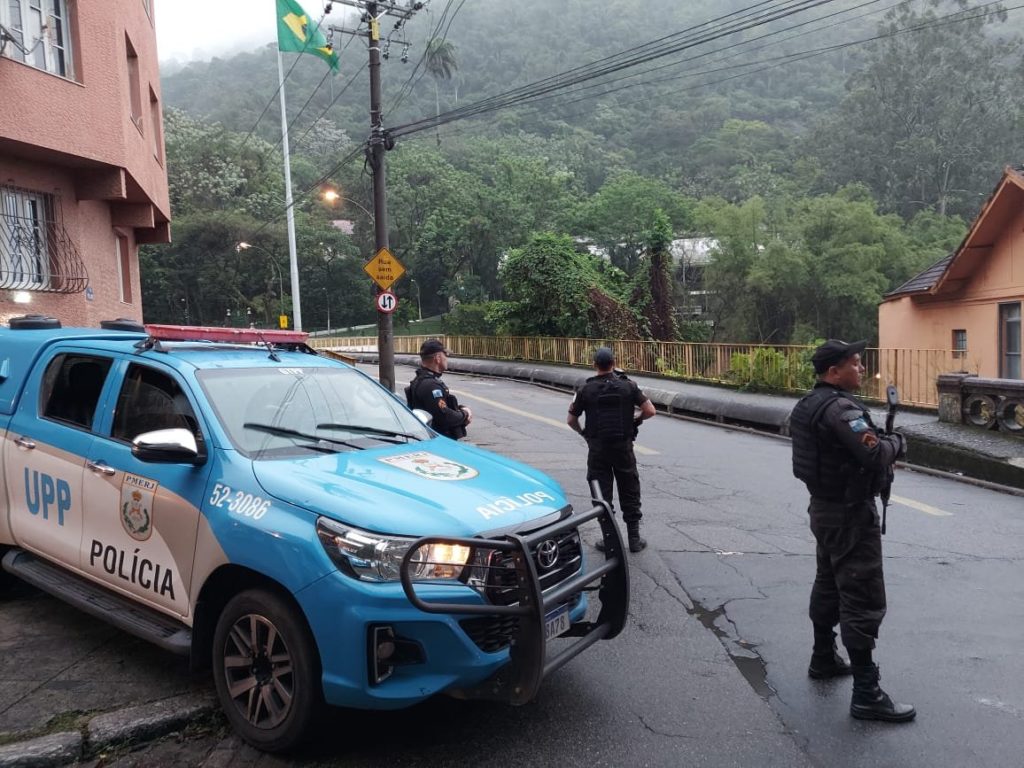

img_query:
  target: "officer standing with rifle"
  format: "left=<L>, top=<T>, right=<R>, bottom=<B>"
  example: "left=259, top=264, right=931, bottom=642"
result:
left=790, top=340, right=915, bottom=723
left=568, top=347, right=656, bottom=553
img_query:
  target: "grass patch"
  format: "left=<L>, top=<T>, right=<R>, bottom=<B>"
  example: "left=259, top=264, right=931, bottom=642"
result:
left=0, top=709, right=94, bottom=747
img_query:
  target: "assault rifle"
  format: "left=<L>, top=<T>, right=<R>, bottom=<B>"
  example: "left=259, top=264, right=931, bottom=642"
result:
left=880, top=385, right=900, bottom=535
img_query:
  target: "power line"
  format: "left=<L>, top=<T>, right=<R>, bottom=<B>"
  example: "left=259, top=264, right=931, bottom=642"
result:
left=552, top=0, right=1015, bottom=112
left=245, top=141, right=369, bottom=242
left=238, top=4, right=335, bottom=152
left=389, top=0, right=844, bottom=137
left=400, top=0, right=1012, bottom=146
left=273, top=20, right=364, bottom=153
left=385, top=0, right=457, bottom=117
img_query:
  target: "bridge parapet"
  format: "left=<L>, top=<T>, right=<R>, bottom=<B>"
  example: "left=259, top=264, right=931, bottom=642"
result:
left=938, top=373, right=1024, bottom=436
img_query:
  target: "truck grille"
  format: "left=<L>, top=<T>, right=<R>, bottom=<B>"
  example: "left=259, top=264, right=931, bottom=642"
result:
left=459, top=529, right=583, bottom=652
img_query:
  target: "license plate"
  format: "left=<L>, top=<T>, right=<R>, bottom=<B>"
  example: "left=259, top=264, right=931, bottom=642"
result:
left=544, top=604, right=571, bottom=641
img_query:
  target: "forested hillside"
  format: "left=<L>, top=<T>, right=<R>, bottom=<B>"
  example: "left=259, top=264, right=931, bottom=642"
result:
left=146, top=0, right=1024, bottom=344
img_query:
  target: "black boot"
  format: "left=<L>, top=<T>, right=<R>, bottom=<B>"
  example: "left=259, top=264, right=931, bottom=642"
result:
left=850, top=664, right=916, bottom=722
left=808, top=627, right=851, bottom=679
left=626, top=521, right=647, bottom=553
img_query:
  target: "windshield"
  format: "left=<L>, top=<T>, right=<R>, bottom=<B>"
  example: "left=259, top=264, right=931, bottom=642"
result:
left=197, top=366, right=432, bottom=458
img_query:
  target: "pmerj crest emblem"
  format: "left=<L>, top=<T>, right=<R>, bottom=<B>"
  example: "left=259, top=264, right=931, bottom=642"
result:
left=120, top=474, right=157, bottom=541
left=379, top=451, right=479, bottom=481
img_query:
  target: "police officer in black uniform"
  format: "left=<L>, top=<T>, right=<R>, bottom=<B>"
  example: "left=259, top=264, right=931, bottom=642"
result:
left=790, top=339, right=915, bottom=723
left=567, top=347, right=656, bottom=553
left=406, top=339, right=472, bottom=440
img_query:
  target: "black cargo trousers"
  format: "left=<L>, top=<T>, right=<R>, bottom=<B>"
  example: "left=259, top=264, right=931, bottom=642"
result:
left=808, top=497, right=886, bottom=650
left=586, top=438, right=642, bottom=524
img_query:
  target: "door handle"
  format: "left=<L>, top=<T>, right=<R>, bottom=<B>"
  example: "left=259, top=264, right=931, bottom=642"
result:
left=86, top=460, right=116, bottom=477
left=14, top=436, right=36, bottom=450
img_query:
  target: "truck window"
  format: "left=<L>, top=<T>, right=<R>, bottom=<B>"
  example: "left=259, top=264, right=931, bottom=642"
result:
left=111, top=363, right=199, bottom=442
left=40, top=354, right=112, bottom=431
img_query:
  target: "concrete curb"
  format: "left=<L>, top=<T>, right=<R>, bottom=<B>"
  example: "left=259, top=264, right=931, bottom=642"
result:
left=0, top=694, right=216, bottom=768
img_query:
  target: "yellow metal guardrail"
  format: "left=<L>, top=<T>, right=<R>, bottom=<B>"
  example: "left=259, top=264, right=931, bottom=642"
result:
left=308, top=335, right=973, bottom=409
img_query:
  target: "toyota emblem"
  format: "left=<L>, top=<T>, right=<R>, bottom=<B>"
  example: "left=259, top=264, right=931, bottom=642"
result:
left=536, top=539, right=559, bottom=570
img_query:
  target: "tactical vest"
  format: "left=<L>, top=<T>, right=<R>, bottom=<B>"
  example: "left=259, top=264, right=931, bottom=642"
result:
left=586, top=375, right=635, bottom=441
left=790, top=385, right=861, bottom=499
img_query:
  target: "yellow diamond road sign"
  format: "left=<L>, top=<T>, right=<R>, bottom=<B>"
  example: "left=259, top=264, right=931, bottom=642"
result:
left=363, top=248, right=405, bottom=290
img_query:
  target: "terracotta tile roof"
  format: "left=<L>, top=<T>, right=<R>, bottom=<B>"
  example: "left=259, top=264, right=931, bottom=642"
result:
left=884, top=253, right=955, bottom=298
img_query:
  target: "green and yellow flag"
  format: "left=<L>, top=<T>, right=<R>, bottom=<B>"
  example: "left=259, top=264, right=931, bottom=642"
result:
left=276, top=0, right=339, bottom=71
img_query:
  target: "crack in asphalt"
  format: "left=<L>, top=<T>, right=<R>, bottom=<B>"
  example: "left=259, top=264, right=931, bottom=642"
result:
left=636, top=712, right=697, bottom=739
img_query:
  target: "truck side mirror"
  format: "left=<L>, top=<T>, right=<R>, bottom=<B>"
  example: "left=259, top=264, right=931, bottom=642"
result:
left=132, top=428, right=207, bottom=465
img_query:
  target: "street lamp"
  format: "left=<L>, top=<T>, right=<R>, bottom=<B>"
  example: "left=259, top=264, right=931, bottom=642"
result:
left=410, top=278, right=422, bottom=322
left=321, top=188, right=375, bottom=222
left=237, top=242, right=285, bottom=326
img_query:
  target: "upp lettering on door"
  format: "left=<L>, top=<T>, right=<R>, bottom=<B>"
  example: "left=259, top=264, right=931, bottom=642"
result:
left=24, top=468, right=71, bottom=526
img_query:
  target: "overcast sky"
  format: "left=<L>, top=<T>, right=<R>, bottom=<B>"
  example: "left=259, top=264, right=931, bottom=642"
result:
left=155, top=1, right=356, bottom=63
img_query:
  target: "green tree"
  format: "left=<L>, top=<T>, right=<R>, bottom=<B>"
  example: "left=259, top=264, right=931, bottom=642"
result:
left=629, top=210, right=679, bottom=341
left=810, top=1, right=1023, bottom=218
left=493, top=232, right=640, bottom=338
left=425, top=38, right=458, bottom=148
left=572, top=172, right=693, bottom=274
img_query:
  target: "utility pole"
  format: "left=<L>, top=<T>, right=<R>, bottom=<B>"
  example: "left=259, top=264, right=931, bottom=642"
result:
left=332, top=0, right=422, bottom=392
left=367, top=2, right=394, bottom=392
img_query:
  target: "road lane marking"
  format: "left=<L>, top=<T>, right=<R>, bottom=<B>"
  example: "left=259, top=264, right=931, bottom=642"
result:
left=891, top=495, right=953, bottom=517
left=451, top=389, right=659, bottom=455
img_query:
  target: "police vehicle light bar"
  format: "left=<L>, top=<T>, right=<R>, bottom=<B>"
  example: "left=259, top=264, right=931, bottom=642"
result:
left=144, top=325, right=309, bottom=344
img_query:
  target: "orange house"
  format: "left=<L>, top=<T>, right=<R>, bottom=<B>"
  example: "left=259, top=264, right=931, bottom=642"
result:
left=0, top=0, right=169, bottom=325
left=880, top=166, right=1024, bottom=380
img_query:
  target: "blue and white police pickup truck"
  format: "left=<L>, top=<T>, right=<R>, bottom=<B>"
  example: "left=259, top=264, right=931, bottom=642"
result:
left=0, top=316, right=628, bottom=751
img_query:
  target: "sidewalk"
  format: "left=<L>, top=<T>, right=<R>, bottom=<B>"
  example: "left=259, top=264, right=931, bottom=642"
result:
left=378, top=352, right=1024, bottom=493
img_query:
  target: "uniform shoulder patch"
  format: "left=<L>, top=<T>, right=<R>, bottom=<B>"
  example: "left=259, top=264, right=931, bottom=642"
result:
left=845, top=413, right=871, bottom=433
left=431, top=388, right=444, bottom=399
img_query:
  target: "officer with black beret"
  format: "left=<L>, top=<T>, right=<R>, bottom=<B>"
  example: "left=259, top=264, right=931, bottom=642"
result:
left=406, top=339, right=472, bottom=440
left=567, top=347, right=656, bottom=553
left=790, top=339, right=915, bottom=722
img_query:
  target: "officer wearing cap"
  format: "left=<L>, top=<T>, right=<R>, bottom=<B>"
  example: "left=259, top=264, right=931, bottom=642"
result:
left=567, top=347, right=656, bottom=553
left=406, top=339, right=472, bottom=440
left=790, top=339, right=914, bottom=722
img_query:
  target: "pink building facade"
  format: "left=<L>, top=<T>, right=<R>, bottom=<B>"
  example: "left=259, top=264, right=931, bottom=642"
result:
left=879, top=167, right=1024, bottom=380
left=0, top=0, right=169, bottom=326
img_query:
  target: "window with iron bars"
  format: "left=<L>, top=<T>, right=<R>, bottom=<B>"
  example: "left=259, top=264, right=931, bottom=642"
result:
left=0, top=0, right=74, bottom=79
left=1, top=186, right=54, bottom=290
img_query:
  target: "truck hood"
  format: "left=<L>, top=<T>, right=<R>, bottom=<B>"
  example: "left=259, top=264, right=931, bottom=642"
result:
left=251, top=439, right=567, bottom=537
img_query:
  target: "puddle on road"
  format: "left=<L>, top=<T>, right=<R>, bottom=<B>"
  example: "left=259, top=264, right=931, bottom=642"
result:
left=687, top=597, right=777, bottom=701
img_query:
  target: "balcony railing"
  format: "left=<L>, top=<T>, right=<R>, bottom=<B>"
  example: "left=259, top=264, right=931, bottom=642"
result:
left=0, top=213, right=89, bottom=294
left=310, top=334, right=971, bottom=409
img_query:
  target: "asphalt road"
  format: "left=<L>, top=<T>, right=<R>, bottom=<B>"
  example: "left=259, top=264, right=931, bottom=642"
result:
left=447, top=368, right=1024, bottom=768
left=7, top=367, right=1023, bottom=767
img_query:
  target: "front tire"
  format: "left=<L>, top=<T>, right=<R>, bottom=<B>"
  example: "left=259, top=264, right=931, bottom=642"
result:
left=212, top=589, right=323, bottom=752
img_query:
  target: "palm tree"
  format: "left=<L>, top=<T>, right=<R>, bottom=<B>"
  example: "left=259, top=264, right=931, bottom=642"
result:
left=424, top=38, right=457, bottom=148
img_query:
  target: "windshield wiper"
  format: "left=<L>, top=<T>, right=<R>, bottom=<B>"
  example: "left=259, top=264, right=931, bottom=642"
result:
left=243, top=423, right=363, bottom=451
left=315, top=422, right=421, bottom=443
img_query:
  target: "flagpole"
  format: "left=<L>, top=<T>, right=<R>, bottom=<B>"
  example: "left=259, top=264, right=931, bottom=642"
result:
left=277, top=49, right=302, bottom=331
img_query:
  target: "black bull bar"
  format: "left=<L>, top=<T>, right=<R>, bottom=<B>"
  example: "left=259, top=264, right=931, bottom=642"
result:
left=399, top=491, right=629, bottom=705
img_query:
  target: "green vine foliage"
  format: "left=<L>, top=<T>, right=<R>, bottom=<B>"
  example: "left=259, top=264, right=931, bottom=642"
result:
left=728, top=347, right=817, bottom=391
left=496, top=232, right=640, bottom=338
left=443, top=303, right=499, bottom=335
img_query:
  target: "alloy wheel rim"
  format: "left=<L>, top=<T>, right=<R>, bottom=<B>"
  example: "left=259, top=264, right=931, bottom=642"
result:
left=222, top=613, right=294, bottom=730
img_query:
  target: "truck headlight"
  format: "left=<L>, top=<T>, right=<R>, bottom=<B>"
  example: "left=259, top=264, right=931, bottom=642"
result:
left=316, top=517, right=471, bottom=582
